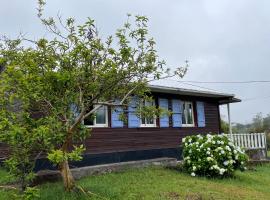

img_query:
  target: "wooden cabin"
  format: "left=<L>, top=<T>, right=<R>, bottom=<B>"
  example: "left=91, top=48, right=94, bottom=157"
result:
left=0, top=85, right=240, bottom=169
left=64, top=85, right=240, bottom=168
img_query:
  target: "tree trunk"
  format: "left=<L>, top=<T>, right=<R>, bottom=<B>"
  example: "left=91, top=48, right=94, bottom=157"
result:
left=59, top=128, right=77, bottom=191
left=59, top=160, right=75, bottom=191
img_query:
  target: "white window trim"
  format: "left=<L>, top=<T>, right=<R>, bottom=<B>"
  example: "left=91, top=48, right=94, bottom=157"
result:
left=182, top=124, right=194, bottom=127
left=84, top=105, right=108, bottom=128
left=140, top=100, right=157, bottom=128
left=182, top=101, right=195, bottom=127
left=140, top=120, right=156, bottom=127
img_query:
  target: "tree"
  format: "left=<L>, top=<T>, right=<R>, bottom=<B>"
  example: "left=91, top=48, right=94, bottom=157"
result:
left=233, top=123, right=248, bottom=133
left=250, top=113, right=264, bottom=133
left=220, top=119, right=229, bottom=134
left=263, top=114, right=270, bottom=133
left=220, top=115, right=239, bottom=134
left=0, top=0, right=187, bottom=191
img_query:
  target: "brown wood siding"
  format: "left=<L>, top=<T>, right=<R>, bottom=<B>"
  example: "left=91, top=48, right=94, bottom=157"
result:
left=84, top=100, right=220, bottom=155
left=0, top=143, right=9, bottom=160
left=0, top=93, right=221, bottom=159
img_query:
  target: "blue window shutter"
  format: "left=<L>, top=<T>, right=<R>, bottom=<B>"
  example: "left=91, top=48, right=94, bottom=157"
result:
left=111, top=100, right=124, bottom=128
left=197, top=101, right=205, bottom=127
left=128, top=97, right=140, bottom=128
left=172, top=99, right=182, bottom=127
left=159, top=98, right=169, bottom=127
left=70, top=103, right=80, bottom=119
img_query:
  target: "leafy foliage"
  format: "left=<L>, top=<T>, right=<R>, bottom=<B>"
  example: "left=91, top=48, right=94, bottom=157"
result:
left=0, top=98, right=61, bottom=190
left=182, top=134, right=248, bottom=177
left=230, top=112, right=270, bottom=134
left=250, top=113, right=265, bottom=133
left=22, top=187, right=40, bottom=200
left=0, top=0, right=186, bottom=191
left=231, top=113, right=270, bottom=148
left=266, top=133, right=270, bottom=149
left=220, top=119, right=229, bottom=134
left=47, top=145, right=85, bottom=164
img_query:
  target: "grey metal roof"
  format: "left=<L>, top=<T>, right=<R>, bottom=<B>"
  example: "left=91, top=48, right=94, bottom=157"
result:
left=148, top=84, right=241, bottom=104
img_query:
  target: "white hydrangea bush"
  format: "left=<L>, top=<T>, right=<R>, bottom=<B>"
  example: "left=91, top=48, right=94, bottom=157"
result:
left=182, top=134, right=248, bottom=177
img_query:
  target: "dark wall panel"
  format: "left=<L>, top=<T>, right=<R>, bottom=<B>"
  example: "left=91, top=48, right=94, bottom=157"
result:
left=84, top=101, right=220, bottom=155
left=0, top=95, right=221, bottom=160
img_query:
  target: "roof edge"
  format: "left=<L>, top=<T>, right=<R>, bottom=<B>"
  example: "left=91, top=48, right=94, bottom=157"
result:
left=148, top=84, right=241, bottom=104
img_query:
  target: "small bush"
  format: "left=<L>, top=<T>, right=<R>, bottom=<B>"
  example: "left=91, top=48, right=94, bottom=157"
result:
left=182, top=134, right=248, bottom=177
left=266, top=132, right=270, bottom=149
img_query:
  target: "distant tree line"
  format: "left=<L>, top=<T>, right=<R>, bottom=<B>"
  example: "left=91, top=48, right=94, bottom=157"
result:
left=221, top=113, right=270, bottom=148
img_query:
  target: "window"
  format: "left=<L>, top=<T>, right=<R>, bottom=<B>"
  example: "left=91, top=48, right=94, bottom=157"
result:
left=182, top=101, right=194, bottom=127
left=84, top=105, right=108, bottom=127
left=140, top=100, right=156, bottom=127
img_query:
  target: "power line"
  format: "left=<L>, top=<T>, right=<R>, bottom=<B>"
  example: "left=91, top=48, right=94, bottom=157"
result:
left=164, top=79, right=222, bottom=92
left=180, top=82, right=221, bottom=92
left=176, top=80, right=270, bottom=84
left=241, top=95, right=270, bottom=102
left=169, top=79, right=270, bottom=102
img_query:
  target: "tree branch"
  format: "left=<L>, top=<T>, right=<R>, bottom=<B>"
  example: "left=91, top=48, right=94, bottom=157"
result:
left=43, top=99, right=67, bottom=122
left=120, top=84, right=139, bottom=104
left=0, top=185, right=18, bottom=191
left=69, top=108, right=86, bottom=133
left=78, top=86, right=84, bottom=109
left=82, top=100, right=127, bottom=122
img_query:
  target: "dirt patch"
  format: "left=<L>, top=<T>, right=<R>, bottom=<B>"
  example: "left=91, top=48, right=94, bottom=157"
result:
left=185, top=193, right=204, bottom=200
left=162, top=192, right=206, bottom=200
left=167, top=192, right=180, bottom=199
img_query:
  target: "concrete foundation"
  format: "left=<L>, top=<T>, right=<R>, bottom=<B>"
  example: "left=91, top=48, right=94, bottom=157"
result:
left=35, top=157, right=177, bottom=184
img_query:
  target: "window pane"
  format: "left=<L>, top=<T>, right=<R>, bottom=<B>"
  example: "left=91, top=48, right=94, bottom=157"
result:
left=182, top=103, right=186, bottom=124
left=84, top=106, right=94, bottom=125
left=96, top=106, right=106, bottom=124
left=142, top=100, right=155, bottom=125
left=187, top=103, right=193, bottom=124
left=146, top=117, right=154, bottom=124
left=142, top=117, right=145, bottom=124
left=84, top=115, right=94, bottom=126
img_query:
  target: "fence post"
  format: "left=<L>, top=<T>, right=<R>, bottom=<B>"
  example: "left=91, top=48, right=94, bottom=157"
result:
left=254, top=133, right=258, bottom=149
left=227, top=103, right=232, bottom=135
left=264, top=132, right=267, bottom=158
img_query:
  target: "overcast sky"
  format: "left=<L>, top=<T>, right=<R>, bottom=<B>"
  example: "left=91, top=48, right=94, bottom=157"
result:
left=1, top=0, right=270, bottom=124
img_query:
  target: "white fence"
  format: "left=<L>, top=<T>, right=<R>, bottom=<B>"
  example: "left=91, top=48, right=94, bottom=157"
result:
left=224, top=133, right=267, bottom=150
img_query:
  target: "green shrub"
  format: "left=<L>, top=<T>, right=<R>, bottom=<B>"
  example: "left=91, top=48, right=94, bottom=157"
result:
left=182, top=134, right=248, bottom=177
left=266, top=132, right=270, bottom=149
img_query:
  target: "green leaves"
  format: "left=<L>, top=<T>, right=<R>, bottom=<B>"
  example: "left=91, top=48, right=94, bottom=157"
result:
left=22, top=187, right=40, bottom=200
left=68, top=145, right=86, bottom=161
left=48, top=145, right=86, bottom=164
left=0, top=3, right=187, bottom=191
left=47, top=149, right=66, bottom=164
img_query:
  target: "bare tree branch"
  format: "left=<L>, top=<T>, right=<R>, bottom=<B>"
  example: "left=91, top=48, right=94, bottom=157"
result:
left=43, top=99, right=67, bottom=122
left=68, top=109, right=85, bottom=132
left=78, top=86, right=84, bottom=109
left=120, top=84, right=139, bottom=104
left=57, top=12, right=71, bottom=34
left=82, top=100, right=127, bottom=122
left=95, top=101, right=127, bottom=107
left=0, top=186, right=18, bottom=191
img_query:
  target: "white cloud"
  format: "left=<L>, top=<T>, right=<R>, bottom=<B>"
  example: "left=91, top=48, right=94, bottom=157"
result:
left=1, top=0, right=270, bottom=123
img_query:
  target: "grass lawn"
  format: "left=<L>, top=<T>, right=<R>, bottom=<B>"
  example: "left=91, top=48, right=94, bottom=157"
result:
left=1, top=165, right=270, bottom=200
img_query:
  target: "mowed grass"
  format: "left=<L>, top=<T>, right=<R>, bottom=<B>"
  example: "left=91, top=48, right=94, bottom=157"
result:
left=1, top=165, right=270, bottom=200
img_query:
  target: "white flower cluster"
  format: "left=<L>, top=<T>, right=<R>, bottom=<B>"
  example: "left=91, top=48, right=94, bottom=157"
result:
left=182, top=134, right=248, bottom=178
left=209, top=165, right=227, bottom=175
